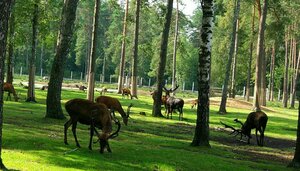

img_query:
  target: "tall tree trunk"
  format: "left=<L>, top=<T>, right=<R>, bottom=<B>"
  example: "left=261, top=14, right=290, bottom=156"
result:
left=46, top=0, right=79, bottom=119
left=87, top=0, right=101, bottom=101
left=131, top=0, right=141, bottom=99
left=290, top=50, right=300, bottom=108
left=289, top=37, right=295, bottom=107
left=26, top=2, right=39, bottom=102
left=253, top=0, right=268, bottom=111
left=191, top=0, right=214, bottom=147
left=40, top=42, right=44, bottom=77
left=6, top=1, right=15, bottom=84
left=152, top=0, right=173, bottom=117
left=230, top=19, right=239, bottom=98
left=246, top=4, right=256, bottom=102
left=261, top=48, right=267, bottom=106
left=283, top=28, right=290, bottom=108
left=219, top=0, right=240, bottom=114
left=117, top=0, right=129, bottom=94
left=288, top=101, right=300, bottom=168
left=102, top=55, right=105, bottom=83
left=0, top=1, right=13, bottom=169
left=172, top=0, right=179, bottom=92
left=269, top=43, right=275, bottom=101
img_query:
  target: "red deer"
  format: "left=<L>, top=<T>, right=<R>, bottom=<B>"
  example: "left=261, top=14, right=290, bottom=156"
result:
left=64, top=98, right=120, bottom=153
left=163, top=85, right=184, bottom=120
left=191, top=99, right=198, bottom=109
left=40, top=85, right=48, bottom=90
left=3, top=83, right=19, bottom=102
left=122, top=88, right=132, bottom=99
left=75, top=85, right=87, bottom=92
left=165, top=96, right=184, bottom=120
left=100, top=87, right=107, bottom=95
left=221, top=111, right=268, bottom=146
left=95, top=96, right=133, bottom=126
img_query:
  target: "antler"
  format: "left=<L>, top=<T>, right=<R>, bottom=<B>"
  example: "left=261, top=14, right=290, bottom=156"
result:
left=108, top=120, right=121, bottom=139
left=171, top=85, right=179, bottom=92
left=126, top=103, right=133, bottom=118
left=220, top=121, right=242, bottom=137
left=234, top=118, right=244, bottom=127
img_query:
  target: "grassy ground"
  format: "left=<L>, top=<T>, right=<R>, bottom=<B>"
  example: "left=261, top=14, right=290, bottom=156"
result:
left=1, top=83, right=299, bottom=171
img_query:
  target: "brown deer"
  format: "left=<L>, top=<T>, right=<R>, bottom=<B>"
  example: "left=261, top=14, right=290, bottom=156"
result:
left=64, top=98, right=120, bottom=153
left=163, top=85, right=184, bottom=120
left=95, top=96, right=133, bottom=126
left=191, top=99, right=198, bottom=109
left=122, top=88, right=132, bottom=99
left=100, top=87, right=107, bottom=95
left=3, top=83, right=19, bottom=102
left=221, top=111, right=268, bottom=146
left=75, top=85, right=87, bottom=92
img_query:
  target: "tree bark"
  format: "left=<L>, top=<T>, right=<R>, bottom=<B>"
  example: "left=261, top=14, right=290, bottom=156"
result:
left=191, top=0, right=214, bottom=147
left=131, top=0, right=141, bottom=99
left=87, top=0, right=101, bottom=101
left=219, top=0, right=240, bottom=114
left=261, top=48, right=267, bottom=106
left=283, top=28, right=289, bottom=108
left=289, top=38, right=295, bottom=107
left=268, top=43, right=275, bottom=101
left=246, top=4, right=256, bottom=102
left=26, top=2, right=39, bottom=103
left=152, top=0, right=173, bottom=117
left=253, top=0, right=268, bottom=111
left=288, top=101, right=300, bottom=168
left=117, top=0, right=129, bottom=94
left=230, top=19, right=239, bottom=98
left=6, top=1, right=15, bottom=84
left=0, top=1, right=13, bottom=169
left=290, top=50, right=300, bottom=108
left=46, top=0, right=79, bottom=119
left=172, top=0, right=179, bottom=92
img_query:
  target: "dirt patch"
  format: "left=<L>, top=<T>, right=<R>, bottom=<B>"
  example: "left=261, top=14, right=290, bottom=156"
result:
left=210, top=97, right=275, bottom=112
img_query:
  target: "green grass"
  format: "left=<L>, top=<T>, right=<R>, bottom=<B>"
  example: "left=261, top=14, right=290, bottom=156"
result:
left=1, top=84, right=299, bottom=171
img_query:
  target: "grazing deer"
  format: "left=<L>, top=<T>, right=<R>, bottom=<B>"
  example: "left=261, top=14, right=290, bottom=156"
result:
left=95, top=96, right=133, bottom=126
left=122, top=88, right=132, bottom=99
left=3, top=83, right=19, bottom=102
left=191, top=99, right=198, bottom=109
left=64, top=98, right=120, bottom=153
left=75, top=85, right=87, bottom=92
left=221, top=111, right=268, bottom=146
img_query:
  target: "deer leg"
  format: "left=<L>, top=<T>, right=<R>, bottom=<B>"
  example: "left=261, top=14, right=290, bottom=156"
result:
left=259, top=128, right=264, bottom=146
left=170, top=108, right=173, bottom=119
left=255, top=128, right=260, bottom=146
left=71, top=122, right=81, bottom=148
left=180, top=107, right=183, bottom=121
left=247, top=137, right=250, bottom=144
left=89, top=120, right=95, bottom=150
left=64, top=119, right=72, bottom=145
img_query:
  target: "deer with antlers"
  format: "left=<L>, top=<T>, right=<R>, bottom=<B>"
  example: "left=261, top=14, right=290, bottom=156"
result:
left=163, top=85, right=184, bottom=120
left=220, top=111, right=268, bottom=146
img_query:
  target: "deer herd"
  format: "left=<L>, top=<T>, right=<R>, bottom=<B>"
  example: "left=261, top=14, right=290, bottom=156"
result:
left=2, top=82, right=269, bottom=154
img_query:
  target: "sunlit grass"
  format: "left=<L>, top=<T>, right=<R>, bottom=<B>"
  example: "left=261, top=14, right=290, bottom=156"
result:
left=1, top=83, right=299, bottom=170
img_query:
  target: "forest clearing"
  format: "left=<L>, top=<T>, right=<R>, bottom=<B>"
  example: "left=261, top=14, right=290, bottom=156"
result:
left=1, top=0, right=300, bottom=170
left=0, top=80, right=298, bottom=171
